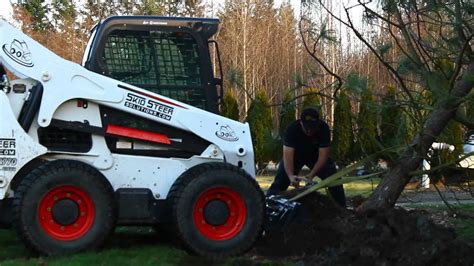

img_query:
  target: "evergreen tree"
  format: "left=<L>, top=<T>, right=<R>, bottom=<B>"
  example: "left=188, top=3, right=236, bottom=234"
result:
left=279, top=91, right=296, bottom=136
left=439, top=120, right=464, bottom=155
left=180, top=0, right=205, bottom=17
left=134, top=0, right=203, bottom=16
left=266, top=91, right=297, bottom=163
left=429, top=120, right=464, bottom=182
left=21, top=0, right=51, bottom=32
left=81, top=0, right=118, bottom=29
left=246, top=91, right=273, bottom=169
left=221, top=93, right=239, bottom=121
left=380, top=86, right=408, bottom=148
left=466, top=96, right=474, bottom=129
left=139, top=0, right=166, bottom=15
left=332, top=91, right=354, bottom=166
left=51, top=1, right=76, bottom=24
left=356, top=87, right=379, bottom=157
left=302, top=88, right=322, bottom=117
left=50, top=1, right=80, bottom=62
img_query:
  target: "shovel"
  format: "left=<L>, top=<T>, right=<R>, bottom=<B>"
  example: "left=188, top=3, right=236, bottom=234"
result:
left=265, top=194, right=301, bottom=231
left=264, top=177, right=314, bottom=231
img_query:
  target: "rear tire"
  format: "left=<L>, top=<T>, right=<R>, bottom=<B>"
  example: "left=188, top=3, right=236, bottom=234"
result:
left=12, top=160, right=116, bottom=255
left=168, top=162, right=265, bottom=258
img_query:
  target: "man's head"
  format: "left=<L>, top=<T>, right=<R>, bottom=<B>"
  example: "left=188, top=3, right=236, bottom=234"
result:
left=300, top=108, right=320, bottom=136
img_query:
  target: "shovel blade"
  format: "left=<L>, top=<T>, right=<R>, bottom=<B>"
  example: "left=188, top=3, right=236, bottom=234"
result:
left=265, top=195, right=300, bottom=231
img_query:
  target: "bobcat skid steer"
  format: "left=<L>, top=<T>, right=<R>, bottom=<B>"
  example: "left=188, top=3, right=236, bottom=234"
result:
left=0, top=16, right=265, bottom=257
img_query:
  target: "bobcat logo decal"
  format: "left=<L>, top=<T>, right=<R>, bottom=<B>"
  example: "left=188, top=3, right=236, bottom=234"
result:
left=2, top=39, right=34, bottom=67
left=215, top=125, right=239, bottom=142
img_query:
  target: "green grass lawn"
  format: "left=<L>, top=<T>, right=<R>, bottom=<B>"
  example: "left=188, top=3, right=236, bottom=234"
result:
left=0, top=246, right=184, bottom=266
left=0, top=227, right=278, bottom=266
left=256, top=175, right=274, bottom=191
left=0, top=227, right=190, bottom=266
left=399, top=203, right=474, bottom=244
left=455, top=218, right=474, bottom=243
left=0, top=229, right=26, bottom=262
left=341, top=178, right=381, bottom=197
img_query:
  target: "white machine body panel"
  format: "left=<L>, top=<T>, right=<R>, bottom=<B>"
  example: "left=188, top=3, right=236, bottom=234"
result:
left=0, top=92, right=47, bottom=199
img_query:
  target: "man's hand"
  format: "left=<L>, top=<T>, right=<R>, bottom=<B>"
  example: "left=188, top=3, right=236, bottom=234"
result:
left=289, top=175, right=301, bottom=188
left=289, top=176, right=314, bottom=187
left=298, top=176, right=317, bottom=186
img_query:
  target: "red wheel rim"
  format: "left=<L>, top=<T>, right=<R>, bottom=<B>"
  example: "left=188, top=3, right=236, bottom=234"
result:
left=193, top=187, right=247, bottom=241
left=38, top=185, right=95, bottom=241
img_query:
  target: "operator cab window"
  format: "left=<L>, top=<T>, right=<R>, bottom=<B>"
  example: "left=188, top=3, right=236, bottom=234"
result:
left=102, top=30, right=206, bottom=109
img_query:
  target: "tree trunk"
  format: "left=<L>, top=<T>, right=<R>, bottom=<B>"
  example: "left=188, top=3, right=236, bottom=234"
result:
left=358, top=61, right=474, bottom=213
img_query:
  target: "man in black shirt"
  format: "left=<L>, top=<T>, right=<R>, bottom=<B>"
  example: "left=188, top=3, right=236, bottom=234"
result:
left=266, top=108, right=346, bottom=207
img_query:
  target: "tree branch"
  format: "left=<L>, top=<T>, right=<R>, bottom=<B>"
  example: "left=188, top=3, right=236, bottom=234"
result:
left=298, top=17, right=343, bottom=96
left=450, top=34, right=473, bottom=89
left=357, top=0, right=401, bottom=28
left=409, top=152, right=474, bottom=176
left=392, top=3, right=428, bottom=72
left=342, top=6, right=419, bottom=106
left=454, top=109, right=474, bottom=129
left=454, top=0, right=473, bottom=57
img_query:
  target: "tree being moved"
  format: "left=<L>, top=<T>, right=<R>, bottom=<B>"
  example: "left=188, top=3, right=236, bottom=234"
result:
left=299, top=0, right=473, bottom=212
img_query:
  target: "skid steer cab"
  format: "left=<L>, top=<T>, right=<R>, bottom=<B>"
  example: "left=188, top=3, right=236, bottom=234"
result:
left=0, top=16, right=264, bottom=258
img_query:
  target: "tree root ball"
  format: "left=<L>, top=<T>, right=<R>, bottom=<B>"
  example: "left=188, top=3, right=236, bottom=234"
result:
left=251, top=192, right=474, bottom=265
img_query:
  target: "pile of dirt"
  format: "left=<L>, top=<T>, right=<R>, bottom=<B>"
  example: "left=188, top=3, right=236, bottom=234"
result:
left=251, top=192, right=474, bottom=265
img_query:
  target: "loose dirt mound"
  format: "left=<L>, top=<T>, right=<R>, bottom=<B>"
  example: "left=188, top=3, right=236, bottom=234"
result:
left=251, top=192, right=474, bottom=265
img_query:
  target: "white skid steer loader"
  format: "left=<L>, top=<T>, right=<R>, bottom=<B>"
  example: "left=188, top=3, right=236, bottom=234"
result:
left=0, top=16, right=266, bottom=257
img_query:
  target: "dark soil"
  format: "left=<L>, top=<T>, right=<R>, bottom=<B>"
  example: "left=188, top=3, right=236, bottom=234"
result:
left=250, top=191, right=474, bottom=266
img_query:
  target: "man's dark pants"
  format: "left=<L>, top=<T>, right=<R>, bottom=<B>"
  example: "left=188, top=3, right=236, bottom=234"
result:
left=266, top=158, right=346, bottom=207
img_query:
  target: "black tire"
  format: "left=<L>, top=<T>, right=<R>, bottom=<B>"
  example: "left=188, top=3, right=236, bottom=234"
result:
left=168, top=162, right=265, bottom=258
left=12, top=160, right=116, bottom=255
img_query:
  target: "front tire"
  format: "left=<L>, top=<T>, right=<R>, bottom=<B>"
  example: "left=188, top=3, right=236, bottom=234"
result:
left=168, top=162, right=265, bottom=258
left=12, top=160, right=116, bottom=255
